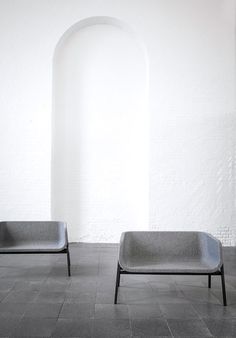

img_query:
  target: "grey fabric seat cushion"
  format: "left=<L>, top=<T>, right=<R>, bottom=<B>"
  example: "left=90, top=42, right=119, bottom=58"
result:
left=0, top=221, right=67, bottom=252
left=119, top=231, right=223, bottom=274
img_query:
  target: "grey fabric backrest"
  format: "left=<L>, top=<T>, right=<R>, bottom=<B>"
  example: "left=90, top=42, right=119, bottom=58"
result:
left=119, top=231, right=222, bottom=266
left=0, top=221, right=67, bottom=247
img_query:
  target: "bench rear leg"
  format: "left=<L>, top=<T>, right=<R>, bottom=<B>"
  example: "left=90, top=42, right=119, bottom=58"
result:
left=114, top=262, right=121, bottom=304
left=67, top=246, right=71, bottom=277
left=220, top=265, right=227, bottom=306
left=208, top=275, right=211, bottom=288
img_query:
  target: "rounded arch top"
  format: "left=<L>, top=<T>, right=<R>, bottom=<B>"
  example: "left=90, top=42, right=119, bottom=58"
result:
left=53, top=16, right=149, bottom=69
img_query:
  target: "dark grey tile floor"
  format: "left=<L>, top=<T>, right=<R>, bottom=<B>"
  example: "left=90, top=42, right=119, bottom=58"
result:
left=0, top=244, right=235, bottom=337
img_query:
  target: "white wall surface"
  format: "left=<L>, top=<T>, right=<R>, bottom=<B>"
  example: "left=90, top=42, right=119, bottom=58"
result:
left=0, top=0, right=235, bottom=244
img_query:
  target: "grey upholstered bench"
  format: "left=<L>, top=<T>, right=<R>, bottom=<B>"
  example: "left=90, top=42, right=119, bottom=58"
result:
left=114, top=231, right=227, bottom=305
left=0, top=221, right=71, bottom=276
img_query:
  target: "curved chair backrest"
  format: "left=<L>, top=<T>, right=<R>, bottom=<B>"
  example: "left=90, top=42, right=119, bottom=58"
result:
left=119, top=231, right=222, bottom=265
left=0, top=221, right=67, bottom=247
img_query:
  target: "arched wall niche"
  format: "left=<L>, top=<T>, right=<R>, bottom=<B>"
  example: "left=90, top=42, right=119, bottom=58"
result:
left=52, top=16, right=149, bottom=242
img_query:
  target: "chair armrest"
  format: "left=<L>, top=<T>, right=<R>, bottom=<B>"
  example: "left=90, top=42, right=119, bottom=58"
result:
left=118, top=232, right=129, bottom=269
left=200, top=232, right=223, bottom=270
left=58, top=222, right=69, bottom=249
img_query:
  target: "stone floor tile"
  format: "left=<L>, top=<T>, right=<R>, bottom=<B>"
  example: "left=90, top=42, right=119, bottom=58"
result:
left=0, top=317, right=21, bottom=336
left=95, top=304, right=129, bottom=319
left=128, top=304, right=163, bottom=319
left=93, top=318, right=131, bottom=337
left=51, top=318, right=93, bottom=337
left=131, top=318, right=172, bottom=337
left=24, top=303, right=62, bottom=318
left=33, top=291, right=65, bottom=304
left=2, top=291, right=38, bottom=303
left=181, top=289, right=221, bottom=305
left=167, top=319, right=212, bottom=337
left=160, top=303, right=200, bottom=319
left=59, top=303, right=95, bottom=319
left=11, top=317, right=57, bottom=337
left=192, top=303, right=235, bottom=319
left=203, top=318, right=236, bottom=336
left=0, top=303, right=27, bottom=317
left=65, top=290, right=96, bottom=304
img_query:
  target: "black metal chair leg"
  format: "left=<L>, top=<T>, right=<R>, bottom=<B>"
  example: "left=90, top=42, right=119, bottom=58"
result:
left=114, top=262, right=121, bottom=304
left=67, top=247, right=71, bottom=277
left=208, top=274, right=211, bottom=288
left=220, top=265, right=227, bottom=306
left=117, top=265, right=121, bottom=287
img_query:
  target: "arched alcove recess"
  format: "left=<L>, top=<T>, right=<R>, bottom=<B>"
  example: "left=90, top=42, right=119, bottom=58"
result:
left=52, top=17, right=149, bottom=242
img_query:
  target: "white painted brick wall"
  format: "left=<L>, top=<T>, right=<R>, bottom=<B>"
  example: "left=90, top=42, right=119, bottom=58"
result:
left=0, top=0, right=235, bottom=244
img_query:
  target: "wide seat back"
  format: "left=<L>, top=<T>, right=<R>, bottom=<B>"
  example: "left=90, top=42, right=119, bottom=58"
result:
left=120, top=231, right=222, bottom=262
left=0, top=221, right=67, bottom=246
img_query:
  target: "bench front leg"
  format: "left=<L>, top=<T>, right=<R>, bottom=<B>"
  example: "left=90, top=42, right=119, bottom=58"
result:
left=208, top=275, right=211, bottom=288
left=220, top=265, right=227, bottom=306
left=66, top=246, right=71, bottom=277
left=114, top=262, right=121, bottom=304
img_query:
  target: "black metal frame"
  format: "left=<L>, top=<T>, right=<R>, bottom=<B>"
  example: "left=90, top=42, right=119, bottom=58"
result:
left=0, top=244, right=71, bottom=277
left=114, top=262, right=227, bottom=306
